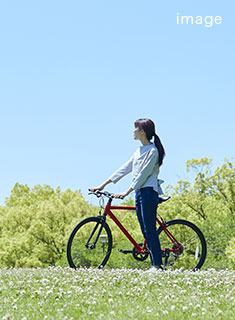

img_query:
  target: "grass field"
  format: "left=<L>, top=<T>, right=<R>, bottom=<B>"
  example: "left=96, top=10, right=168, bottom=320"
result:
left=0, top=267, right=234, bottom=320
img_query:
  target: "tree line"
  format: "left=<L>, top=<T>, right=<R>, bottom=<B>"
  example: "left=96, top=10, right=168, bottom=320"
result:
left=0, top=158, right=234, bottom=269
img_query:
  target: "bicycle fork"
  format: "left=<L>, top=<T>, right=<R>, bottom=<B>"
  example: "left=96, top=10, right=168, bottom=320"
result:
left=85, top=216, right=106, bottom=249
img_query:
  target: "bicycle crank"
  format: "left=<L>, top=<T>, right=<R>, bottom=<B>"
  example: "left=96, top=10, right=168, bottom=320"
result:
left=132, top=244, right=149, bottom=261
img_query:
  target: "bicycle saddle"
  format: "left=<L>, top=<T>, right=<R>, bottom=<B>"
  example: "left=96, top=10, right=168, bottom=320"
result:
left=158, top=196, right=171, bottom=204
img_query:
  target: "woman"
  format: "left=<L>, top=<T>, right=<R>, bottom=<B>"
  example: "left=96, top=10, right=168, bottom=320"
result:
left=90, top=118, right=165, bottom=271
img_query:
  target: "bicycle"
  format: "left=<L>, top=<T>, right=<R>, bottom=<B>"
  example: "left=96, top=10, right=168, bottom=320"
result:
left=67, top=190, right=207, bottom=270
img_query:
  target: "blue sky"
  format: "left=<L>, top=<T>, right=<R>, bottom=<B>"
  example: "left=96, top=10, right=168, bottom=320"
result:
left=0, top=1, right=234, bottom=205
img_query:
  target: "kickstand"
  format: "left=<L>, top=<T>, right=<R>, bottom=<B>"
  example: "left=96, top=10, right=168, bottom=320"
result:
left=164, top=249, right=170, bottom=270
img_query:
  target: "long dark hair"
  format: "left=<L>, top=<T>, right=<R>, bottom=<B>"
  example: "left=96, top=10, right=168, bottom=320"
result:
left=134, top=118, right=165, bottom=166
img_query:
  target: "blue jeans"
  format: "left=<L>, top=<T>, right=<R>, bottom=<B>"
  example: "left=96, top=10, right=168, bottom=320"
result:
left=135, top=187, right=163, bottom=266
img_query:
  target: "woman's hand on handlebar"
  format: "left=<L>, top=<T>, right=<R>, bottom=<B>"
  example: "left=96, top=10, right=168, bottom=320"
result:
left=113, top=193, right=126, bottom=199
left=89, top=186, right=104, bottom=192
left=113, top=187, right=133, bottom=199
left=89, top=179, right=112, bottom=192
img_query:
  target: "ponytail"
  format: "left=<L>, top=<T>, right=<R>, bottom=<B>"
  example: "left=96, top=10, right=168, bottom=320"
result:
left=154, top=133, right=165, bottom=166
left=134, top=118, right=166, bottom=166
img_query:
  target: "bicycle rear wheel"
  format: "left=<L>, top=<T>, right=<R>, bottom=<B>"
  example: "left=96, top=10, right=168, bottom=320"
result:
left=67, top=216, right=112, bottom=269
left=157, top=219, right=207, bottom=270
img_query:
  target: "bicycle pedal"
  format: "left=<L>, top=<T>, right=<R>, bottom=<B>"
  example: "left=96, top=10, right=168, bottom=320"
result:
left=118, top=249, right=132, bottom=254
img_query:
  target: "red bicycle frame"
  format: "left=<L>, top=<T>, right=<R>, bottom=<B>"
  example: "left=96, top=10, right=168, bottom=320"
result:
left=104, top=202, right=183, bottom=254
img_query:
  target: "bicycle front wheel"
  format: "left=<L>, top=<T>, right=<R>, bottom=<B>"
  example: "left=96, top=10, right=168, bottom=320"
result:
left=158, top=219, right=207, bottom=270
left=67, top=216, right=112, bottom=269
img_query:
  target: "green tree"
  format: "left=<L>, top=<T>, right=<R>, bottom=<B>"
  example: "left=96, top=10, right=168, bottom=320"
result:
left=0, top=184, right=97, bottom=267
left=161, top=158, right=235, bottom=269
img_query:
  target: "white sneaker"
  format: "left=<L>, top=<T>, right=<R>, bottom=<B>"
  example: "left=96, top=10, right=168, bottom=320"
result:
left=146, top=266, right=163, bottom=273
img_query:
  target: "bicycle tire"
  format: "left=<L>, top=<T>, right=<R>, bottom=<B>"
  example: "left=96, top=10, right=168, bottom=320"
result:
left=67, top=216, right=112, bottom=269
left=157, top=219, right=207, bottom=270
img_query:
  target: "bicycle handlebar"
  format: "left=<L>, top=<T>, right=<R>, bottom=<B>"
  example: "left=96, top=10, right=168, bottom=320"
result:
left=88, top=190, right=124, bottom=199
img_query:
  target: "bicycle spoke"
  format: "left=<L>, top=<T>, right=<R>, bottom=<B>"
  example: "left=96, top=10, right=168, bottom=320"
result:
left=158, top=220, right=206, bottom=270
left=67, top=217, right=112, bottom=269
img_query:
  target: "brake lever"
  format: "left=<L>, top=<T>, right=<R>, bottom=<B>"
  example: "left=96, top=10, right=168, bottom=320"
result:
left=88, top=190, right=102, bottom=197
